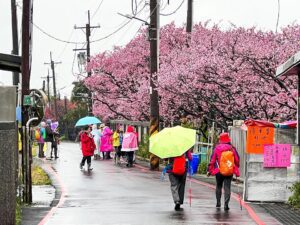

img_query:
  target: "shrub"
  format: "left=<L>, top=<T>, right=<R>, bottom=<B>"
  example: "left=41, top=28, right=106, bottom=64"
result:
left=31, top=165, right=51, bottom=185
left=198, top=161, right=208, bottom=174
left=15, top=197, right=21, bottom=225
left=137, top=135, right=150, bottom=159
left=288, top=182, right=300, bottom=208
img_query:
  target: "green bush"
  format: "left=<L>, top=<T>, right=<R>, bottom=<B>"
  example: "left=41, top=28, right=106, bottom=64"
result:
left=198, top=161, right=208, bottom=174
left=288, top=182, right=300, bottom=208
left=16, top=197, right=21, bottom=225
left=32, top=166, right=51, bottom=185
left=60, top=135, right=66, bottom=141
left=137, top=135, right=150, bottom=159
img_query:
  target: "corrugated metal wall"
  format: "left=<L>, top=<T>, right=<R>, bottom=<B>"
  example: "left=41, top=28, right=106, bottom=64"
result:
left=229, top=127, right=246, bottom=180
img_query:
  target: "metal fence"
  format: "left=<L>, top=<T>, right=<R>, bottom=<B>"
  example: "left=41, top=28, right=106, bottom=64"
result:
left=109, top=120, right=214, bottom=163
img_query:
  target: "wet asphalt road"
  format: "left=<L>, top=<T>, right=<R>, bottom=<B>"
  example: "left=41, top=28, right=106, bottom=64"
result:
left=41, top=142, right=277, bottom=225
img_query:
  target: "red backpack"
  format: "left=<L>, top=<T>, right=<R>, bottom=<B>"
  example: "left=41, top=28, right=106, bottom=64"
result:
left=172, top=155, right=186, bottom=175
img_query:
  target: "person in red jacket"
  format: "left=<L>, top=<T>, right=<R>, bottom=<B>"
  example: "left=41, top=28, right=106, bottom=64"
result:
left=80, top=125, right=96, bottom=170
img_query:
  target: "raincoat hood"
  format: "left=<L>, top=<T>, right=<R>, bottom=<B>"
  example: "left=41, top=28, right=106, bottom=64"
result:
left=127, top=126, right=134, bottom=133
left=102, top=127, right=113, bottom=136
left=219, top=132, right=231, bottom=144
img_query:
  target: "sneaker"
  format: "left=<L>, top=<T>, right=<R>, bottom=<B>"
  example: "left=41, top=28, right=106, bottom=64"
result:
left=79, top=163, right=83, bottom=170
left=88, top=163, right=93, bottom=171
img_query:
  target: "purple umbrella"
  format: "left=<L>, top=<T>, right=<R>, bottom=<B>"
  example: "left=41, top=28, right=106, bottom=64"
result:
left=51, top=122, right=59, bottom=131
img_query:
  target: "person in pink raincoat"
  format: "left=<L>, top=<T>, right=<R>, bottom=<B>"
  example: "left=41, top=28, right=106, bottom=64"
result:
left=207, top=132, right=240, bottom=211
left=121, top=126, right=138, bottom=167
left=100, top=126, right=113, bottom=159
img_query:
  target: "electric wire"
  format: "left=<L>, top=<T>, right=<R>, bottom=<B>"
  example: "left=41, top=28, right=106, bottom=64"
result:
left=160, top=0, right=185, bottom=16
left=33, top=22, right=86, bottom=44
left=31, top=1, right=146, bottom=45
left=275, top=0, right=280, bottom=33
left=90, top=3, right=146, bottom=43
left=91, top=0, right=105, bottom=19
left=57, top=30, right=75, bottom=59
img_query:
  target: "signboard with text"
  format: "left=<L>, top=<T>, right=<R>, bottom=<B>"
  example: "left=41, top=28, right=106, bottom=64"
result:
left=246, top=126, right=274, bottom=154
left=263, top=144, right=291, bottom=167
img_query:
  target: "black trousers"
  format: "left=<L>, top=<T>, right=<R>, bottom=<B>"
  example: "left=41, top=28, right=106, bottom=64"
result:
left=51, top=143, right=58, bottom=157
left=81, top=156, right=91, bottom=166
left=127, top=151, right=134, bottom=165
left=169, top=172, right=187, bottom=204
left=114, top=146, right=121, bottom=158
left=215, top=173, right=233, bottom=206
left=38, top=143, right=44, bottom=157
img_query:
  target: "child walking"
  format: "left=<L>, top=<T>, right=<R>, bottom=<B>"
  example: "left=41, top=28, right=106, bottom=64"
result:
left=80, top=126, right=96, bottom=170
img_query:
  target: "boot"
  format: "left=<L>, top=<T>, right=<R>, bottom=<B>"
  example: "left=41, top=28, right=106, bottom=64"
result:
left=224, top=203, right=230, bottom=211
left=88, top=163, right=93, bottom=171
left=174, top=202, right=181, bottom=211
left=216, top=200, right=221, bottom=208
left=79, top=163, right=83, bottom=170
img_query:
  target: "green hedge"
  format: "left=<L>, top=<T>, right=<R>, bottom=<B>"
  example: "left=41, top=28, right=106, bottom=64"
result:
left=288, top=182, right=300, bottom=208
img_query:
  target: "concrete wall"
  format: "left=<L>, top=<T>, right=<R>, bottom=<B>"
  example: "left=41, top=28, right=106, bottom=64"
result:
left=0, top=86, right=17, bottom=224
left=0, top=86, right=16, bottom=121
left=0, top=122, right=17, bottom=224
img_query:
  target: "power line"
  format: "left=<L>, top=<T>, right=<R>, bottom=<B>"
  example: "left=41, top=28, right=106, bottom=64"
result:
left=91, top=0, right=105, bottom=19
left=26, top=1, right=148, bottom=45
left=33, top=22, right=86, bottom=44
left=275, top=0, right=280, bottom=33
left=57, top=30, right=75, bottom=59
left=160, top=0, right=185, bottom=16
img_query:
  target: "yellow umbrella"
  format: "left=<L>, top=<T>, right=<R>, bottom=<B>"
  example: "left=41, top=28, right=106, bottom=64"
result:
left=149, top=126, right=196, bottom=159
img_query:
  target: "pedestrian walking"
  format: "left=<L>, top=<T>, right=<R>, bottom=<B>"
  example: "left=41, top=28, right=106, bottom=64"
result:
left=166, top=149, right=192, bottom=211
left=44, top=119, right=54, bottom=160
left=113, top=127, right=121, bottom=164
left=80, top=125, right=96, bottom=170
left=100, top=126, right=113, bottom=159
left=207, top=132, right=240, bottom=211
left=37, top=122, right=46, bottom=158
left=91, top=124, right=101, bottom=159
left=121, top=126, right=138, bottom=167
left=51, top=128, right=60, bottom=159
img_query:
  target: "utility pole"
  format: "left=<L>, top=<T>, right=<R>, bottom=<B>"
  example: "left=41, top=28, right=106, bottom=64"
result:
left=44, top=52, right=61, bottom=120
left=149, top=0, right=160, bottom=170
left=64, top=96, right=69, bottom=140
left=74, top=10, right=100, bottom=115
left=41, top=69, right=52, bottom=107
left=21, top=0, right=33, bottom=205
left=42, top=80, right=45, bottom=92
left=11, top=0, right=19, bottom=86
left=186, top=0, right=193, bottom=33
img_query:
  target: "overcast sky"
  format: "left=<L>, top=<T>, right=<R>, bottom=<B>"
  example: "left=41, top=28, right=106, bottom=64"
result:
left=1, top=0, right=299, bottom=98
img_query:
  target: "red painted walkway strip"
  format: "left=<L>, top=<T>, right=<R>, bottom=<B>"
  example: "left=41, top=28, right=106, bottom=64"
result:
left=135, top=163, right=266, bottom=225
left=38, top=163, right=67, bottom=225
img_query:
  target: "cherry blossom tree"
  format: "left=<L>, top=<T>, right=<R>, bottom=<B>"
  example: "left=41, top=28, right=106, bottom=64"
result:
left=86, top=22, right=300, bottom=127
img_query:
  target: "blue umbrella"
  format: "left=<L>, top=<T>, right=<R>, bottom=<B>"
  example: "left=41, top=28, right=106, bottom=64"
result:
left=75, top=116, right=101, bottom=127
left=16, top=106, right=22, bottom=122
